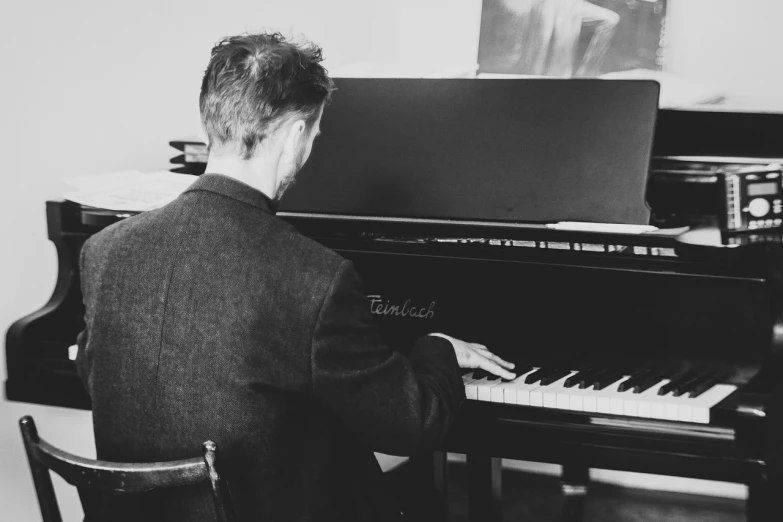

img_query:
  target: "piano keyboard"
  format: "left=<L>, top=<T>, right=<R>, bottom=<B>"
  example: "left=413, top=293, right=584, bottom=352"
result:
left=464, top=366, right=738, bottom=424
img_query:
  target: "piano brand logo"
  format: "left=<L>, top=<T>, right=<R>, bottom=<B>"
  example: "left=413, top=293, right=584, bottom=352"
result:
left=367, top=295, right=436, bottom=320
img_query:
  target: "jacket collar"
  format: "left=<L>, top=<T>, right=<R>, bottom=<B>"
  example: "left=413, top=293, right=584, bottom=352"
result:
left=183, top=173, right=275, bottom=214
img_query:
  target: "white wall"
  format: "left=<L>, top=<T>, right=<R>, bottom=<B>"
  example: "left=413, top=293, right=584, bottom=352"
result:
left=3, top=0, right=774, bottom=519
left=0, top=1, right=379, bottom=519
left=665, top=0, right=783, bottom=111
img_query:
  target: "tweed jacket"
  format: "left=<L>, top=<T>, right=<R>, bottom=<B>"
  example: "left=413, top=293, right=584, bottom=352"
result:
left=75, top=173, right=465, bottom=521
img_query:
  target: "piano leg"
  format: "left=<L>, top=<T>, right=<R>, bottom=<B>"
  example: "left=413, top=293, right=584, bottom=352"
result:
left=467, top=454, right=502, bottom=522
left=747, top=475, right=783, bottom=522
left=561, top=464, right=590, bottom=522
left=406, top=451, right=449, bottom=521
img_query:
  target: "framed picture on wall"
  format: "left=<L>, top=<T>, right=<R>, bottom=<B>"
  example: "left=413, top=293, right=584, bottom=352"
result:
left=477, top=0, right=667, bottom=78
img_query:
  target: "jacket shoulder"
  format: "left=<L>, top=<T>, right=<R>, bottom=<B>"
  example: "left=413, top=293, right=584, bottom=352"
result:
left=267, top=216, right=347, bottom=274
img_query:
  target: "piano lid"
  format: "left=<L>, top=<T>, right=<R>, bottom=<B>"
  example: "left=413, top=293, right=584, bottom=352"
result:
left=278, top=78, right=659, bottom=226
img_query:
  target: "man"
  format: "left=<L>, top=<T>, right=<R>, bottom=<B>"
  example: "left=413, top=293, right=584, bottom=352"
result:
left=76, top=32, right=515, bottom=522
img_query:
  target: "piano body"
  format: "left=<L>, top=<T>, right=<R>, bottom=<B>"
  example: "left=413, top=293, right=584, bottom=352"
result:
left=9, top=78, right=783, bottom=520
left=7, top=199, right=783, bottom=521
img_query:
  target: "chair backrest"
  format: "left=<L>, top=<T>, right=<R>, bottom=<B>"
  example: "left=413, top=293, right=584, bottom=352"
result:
left=19, top=415, right=237, bottom=522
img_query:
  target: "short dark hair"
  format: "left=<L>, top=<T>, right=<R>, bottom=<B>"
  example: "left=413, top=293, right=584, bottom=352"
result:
left=199, top=32, right=334, bottom=159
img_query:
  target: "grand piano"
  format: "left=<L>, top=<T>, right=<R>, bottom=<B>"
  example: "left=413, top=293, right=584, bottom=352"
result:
left=7, top=79, right=783, bottom=521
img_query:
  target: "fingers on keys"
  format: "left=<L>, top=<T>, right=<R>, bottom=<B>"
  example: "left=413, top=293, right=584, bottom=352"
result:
left=474, top=346, right=516, bottom=370
left=476, top=353, right=516, bottom=381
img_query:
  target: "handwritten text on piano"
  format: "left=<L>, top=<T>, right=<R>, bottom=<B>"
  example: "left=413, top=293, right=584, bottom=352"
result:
left=367, top=295, right=436, bottom=319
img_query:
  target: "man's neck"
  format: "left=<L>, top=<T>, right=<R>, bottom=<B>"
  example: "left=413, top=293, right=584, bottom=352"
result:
left=204, top=153, right=279, bottom=201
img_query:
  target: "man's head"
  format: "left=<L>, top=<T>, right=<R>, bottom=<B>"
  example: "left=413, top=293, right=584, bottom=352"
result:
left=199, top=32, right=334, bottom=200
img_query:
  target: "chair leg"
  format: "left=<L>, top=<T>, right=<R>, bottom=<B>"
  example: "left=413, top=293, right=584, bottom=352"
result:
left=19, top=416, right=63, bottom=522
left=466, top=455, right=502, bottom=522
left=406, top=451, right=449, bottom=522
left=202, top=440, right=237, bottom=522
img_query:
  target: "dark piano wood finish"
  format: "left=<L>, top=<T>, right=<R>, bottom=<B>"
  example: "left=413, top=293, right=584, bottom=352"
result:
left=6, top=201, right=783, bottom=521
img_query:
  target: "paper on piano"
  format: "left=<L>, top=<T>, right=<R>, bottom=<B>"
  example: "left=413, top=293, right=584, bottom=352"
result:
left=64, top=169, right=144, bottom=191
left=546, top=222, right=658, bottom=234
left=599, top=69, right=726, bottom=108
left=63, top=170, right=197, bottom=212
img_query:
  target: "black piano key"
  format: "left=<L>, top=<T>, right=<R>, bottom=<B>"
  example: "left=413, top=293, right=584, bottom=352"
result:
left=592, top=369, right=627, bottom=391
left=620, top=364, right=671, bottom=392
left=674, top=368, right=730, bottom=397
left=524, top=364, right=561, bottom=384
left=576, top=367, right=612, bottom=389
left=524, top=368, right=548, bottom=385
left=673, top=367, right=718, bottom=397
left=658, top=368, right=702, bottom=396
left=564, top=367, right=598, bottom=388
left=632, top=378, right=660, bottom=394
left=631, top=371, right=668, bottom=393
left=513, top=363, right=536, bottom=377
left=688, top=369, right=732, bottom=398
left=575, top=367, right=609, bottom=389
left=631, top=364, right=680, bottom=393
left=670, top=370, right=714, bottom=397
left=540, top=368, right=572, bottom=386
left=618, top=368, right=657, bottom=392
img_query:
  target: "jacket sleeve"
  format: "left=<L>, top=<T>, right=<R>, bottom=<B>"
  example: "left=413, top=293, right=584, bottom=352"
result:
left=310, top=260, right=466, bottom=456
left=74, top=239, right=92, bottom=390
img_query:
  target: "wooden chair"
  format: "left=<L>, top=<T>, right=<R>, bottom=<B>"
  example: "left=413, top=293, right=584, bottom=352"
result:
left=19, top=415, right=237, bottom=522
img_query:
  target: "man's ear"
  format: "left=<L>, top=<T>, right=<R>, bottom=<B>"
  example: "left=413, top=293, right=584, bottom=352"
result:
left=282, top=119, right=307, bottom=160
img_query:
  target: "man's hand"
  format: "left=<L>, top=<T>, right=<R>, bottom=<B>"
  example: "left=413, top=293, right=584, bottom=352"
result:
left=428, top=333, right=516, bottom=380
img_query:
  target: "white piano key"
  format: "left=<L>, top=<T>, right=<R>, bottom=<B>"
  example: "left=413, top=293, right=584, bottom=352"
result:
left=465, top=366, right=738, bottom=426
left=490, top=370, right=537, bottom=403
left=610, top=378, right=633, bottom=415
left=677, top=397, right=693, bottom=422
left=530, top=370, right=566, bottom=408
left=477, top=378, right=504, bottom=402
left=568, top=387, right=584, bottom=411
left=647, top=380, right=672, bottom=419
left=556, top=390, right=571, bottom=410
left=498, top=369, right=539, bottom=405
left=622, top=379, right=662, bottom=417
left=550, top=372, right=581, bottom=410
left=540, top=373, right=578, bottom=408
left=568, top=384, right=596, bottom=412
left=602, top=377, right=734, bottom=424
left=688, top=383, right=738, bottom=424
left=463, top=374, right=479, bottom=400
left=490, top=382, right=508, bottom=403
left=660, top=389, right=702, bottom=423
left=661, top=392, right=680, bottom=421
left=623, top=394, right=639, bottom=417
left=582, top=386, right=598, bottom=412
left=595, top=377, right=631, bottom=414
left=634, top=381, right=669, bottom=419
left=462, top=372, right=479, bottom=385
left=529, top=383, right=547, bottom=407
left=643, top=380, right=737, bottom=424
left=465, top=377, right=495, bottom=401
left=514, top=378, right=544, bottom=406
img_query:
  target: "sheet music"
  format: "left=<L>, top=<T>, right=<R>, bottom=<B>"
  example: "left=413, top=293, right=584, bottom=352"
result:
left=546, top=222, right=658, bottom=233
left=63, top=170, right=197, bottom=212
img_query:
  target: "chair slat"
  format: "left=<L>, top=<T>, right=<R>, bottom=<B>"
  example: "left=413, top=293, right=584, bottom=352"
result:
left=19, top=415, right=238, bottom=521
left=31, top=438, right=210, bottom=493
